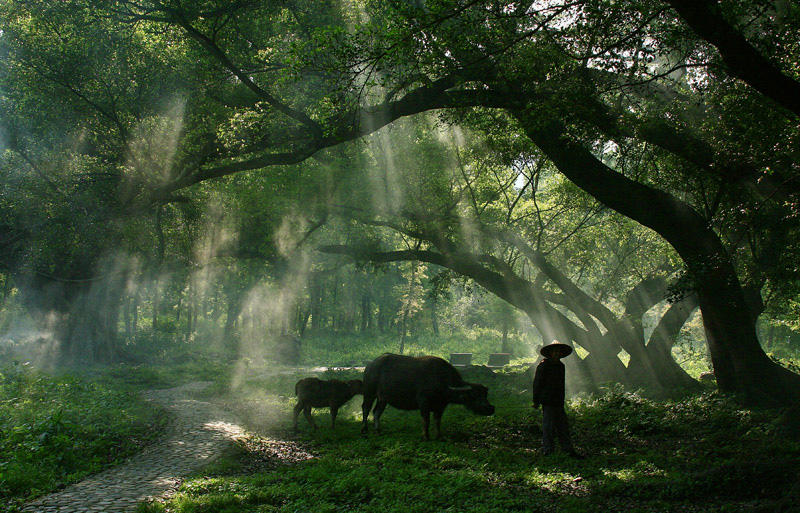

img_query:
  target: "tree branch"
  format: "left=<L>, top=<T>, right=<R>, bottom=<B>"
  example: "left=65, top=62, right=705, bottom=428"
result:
left=665, top=0, right=800, bottom=117
left=171, top=14, right=324, bottom=139
left=161, top=83, right=511, bottom=196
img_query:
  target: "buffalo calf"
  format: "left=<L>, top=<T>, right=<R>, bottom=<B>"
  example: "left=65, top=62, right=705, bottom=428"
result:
left=293, top=377, right=364, bottom=430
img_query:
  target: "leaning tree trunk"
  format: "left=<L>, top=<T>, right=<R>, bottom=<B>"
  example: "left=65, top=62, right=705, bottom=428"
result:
left=322, top=244, right=662, bottom=392
left=523, top=255, right=675, bottom=392
left=515, top=109, right=800, bottom=405
left=513, top=283, right=630, bottom=392
left=640, top=297, right=700, bottom=390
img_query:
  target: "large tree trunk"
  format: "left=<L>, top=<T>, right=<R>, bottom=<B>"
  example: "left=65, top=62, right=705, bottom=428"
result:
left=48, top=258, right=129, bottom=365
left=513, top=109, right=800, bottom=405
left=523, top=298, right=629, bottom=392
left=641, top=297, right=700, bottom=389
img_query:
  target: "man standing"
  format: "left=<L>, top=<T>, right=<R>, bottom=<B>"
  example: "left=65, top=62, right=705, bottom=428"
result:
left=532, top=341, right=582, bottom=457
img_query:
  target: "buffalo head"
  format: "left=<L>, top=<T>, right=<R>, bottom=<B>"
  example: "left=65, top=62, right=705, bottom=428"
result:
left=449, top=383, right=495, bottom=415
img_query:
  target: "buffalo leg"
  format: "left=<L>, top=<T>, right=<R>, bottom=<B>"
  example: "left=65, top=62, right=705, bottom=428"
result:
left=433, top=408, right=444, bottom=439
left=303, top=406, right=316, bottom=430
left=293, top=401, right=304, bottom=431
left=330, top=405, right=338, bottom=429
left=361, top=392, right=376, bottom=434
left=373, top=399, right=387, bottom=433
left=420, top=408, right=431, bottom=440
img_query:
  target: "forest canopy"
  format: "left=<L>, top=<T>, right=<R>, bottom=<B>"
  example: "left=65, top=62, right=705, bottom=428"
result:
left=1, top=0, right=799, bottom=405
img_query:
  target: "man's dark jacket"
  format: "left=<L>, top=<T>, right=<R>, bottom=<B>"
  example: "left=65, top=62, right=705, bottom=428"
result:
left=532, top=358, right=565, bottom=406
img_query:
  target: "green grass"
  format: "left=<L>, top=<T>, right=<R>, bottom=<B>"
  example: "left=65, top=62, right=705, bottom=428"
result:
left=92, top=356, right=232, bottom=389
left=3, top=335, right=798, bottom=513
left=138, top=368, right=800, bottom=513
left=0, top=363, right=170, bottom=512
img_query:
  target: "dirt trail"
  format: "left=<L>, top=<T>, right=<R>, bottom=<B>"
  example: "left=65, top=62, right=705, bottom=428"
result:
left=22, top=382, right=247, bottom=513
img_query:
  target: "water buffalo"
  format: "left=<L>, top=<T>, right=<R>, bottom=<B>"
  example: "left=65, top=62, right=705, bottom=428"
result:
left=361, top=353, right=495, bottom=439
left=293, top=377, right=364, bottom=430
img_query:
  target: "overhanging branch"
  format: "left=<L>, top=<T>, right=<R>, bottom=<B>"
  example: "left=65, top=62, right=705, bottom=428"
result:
left=162, top=83, right=512, bottom=196
left=665, top=0, right=800, bottom=117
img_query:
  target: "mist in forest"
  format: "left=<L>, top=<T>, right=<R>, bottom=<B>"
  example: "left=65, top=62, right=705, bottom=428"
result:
left=0, top=103, right=707, bottom=401
left=1, top=0, right=795, bottom=414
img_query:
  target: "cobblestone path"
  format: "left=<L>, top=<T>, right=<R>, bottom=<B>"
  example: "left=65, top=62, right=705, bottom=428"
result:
left=22, top=382, right=248, bottom=513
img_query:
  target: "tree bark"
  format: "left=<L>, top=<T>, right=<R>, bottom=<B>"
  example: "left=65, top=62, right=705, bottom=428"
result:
left=297, top=307, right=311, bottom=336
left=151, top=206, right=165, bottom=332
left=152, top=286, right=159, bottom=331
left=224, top=293, right=241, bottom=342
left=399, top=310, right=408, bottom=354
left=431, top=301, right=440, bottom=335
left=55, top=263, right=127, bottom=364
left=311, top=280, right=323, bottom=331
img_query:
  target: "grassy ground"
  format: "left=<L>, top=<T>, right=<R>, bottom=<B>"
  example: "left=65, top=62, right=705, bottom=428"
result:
left=3, top=332, right=799, bottom=513
left=0, top=363, right=170, bottom=512
left=139, top=367, right=800, bottom=513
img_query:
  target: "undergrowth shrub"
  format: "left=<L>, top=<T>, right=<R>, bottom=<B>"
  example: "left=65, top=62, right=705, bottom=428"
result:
left=0, top=363, right=169, bottom=511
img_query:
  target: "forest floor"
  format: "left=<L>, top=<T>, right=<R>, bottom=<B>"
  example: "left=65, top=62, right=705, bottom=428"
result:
left=138, top=366, right=800, bottom=513
left=19, top=382, right=253, bottom=513
left=5, top=362, right=800, bottom=513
